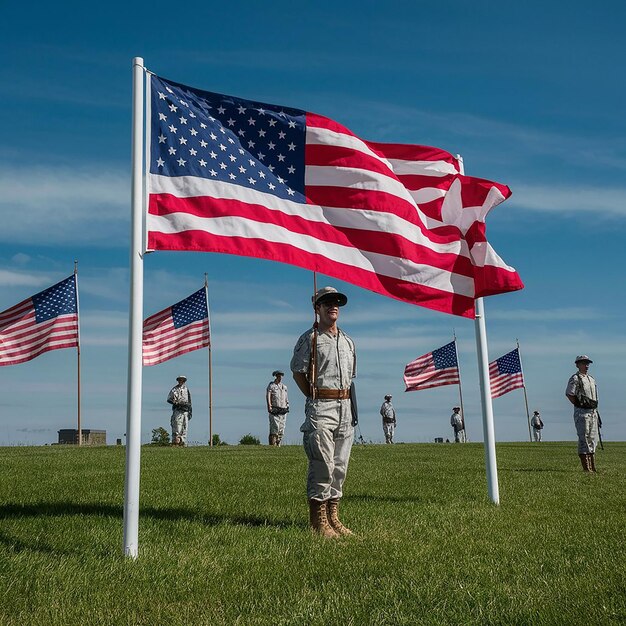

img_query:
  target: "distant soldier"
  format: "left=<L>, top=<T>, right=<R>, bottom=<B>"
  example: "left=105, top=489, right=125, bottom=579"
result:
left=167, top=375, right=192, bottom=446
left=291, top=286, right=356, bottom=538
left=531, top=410, right=544, bottom=442
left=266, top=370, right=289, bottom=446
left=566, top=355, right=599, bottom=472
left=450, top=406, right=466, bottom=443
left=380, top=395, right=397, bottom=443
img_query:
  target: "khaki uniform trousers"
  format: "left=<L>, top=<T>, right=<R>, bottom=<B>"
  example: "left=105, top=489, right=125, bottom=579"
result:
left=574, top=408, right=598, bottom=454
left=301, top=397, right=353, bottom=501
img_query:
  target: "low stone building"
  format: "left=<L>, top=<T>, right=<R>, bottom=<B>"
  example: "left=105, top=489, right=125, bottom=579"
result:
left=58, top=429, right=106, bottom=446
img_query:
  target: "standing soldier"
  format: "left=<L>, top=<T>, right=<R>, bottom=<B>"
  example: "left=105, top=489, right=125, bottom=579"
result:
left=530, top=410, right=544, bottom=442
left=450, top=406, right=466, bottom=443
left=566, top=355, right=599, bottom=472
left=380, top=394, right=397, bottom=443
left=167, top=375, right=192, bottom=446
left=290, top=286, right=357, bottom=538
left=266, top=370, right=289, bottom=446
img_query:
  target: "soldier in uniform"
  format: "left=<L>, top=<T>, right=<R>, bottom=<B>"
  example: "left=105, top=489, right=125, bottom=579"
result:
left=290, top=286, right=357, bottom=538
left=380, top=394, right=397, bottom=443
left=266, top=370, right=289, bottom=446
left=566, top=355, right=599, bottom=472
left=530, top=410, right=544, bottom=442
left=167, top=375, right=192, bottom=446
left=450, top=406, right=466, bottom=443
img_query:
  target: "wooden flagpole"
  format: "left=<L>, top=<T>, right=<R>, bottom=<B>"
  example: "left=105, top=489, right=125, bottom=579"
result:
left=75, top=260, right=82, bottom=446
left=205, top=274, right=213, bottom=447
left=517, top=339, right=532, bottom=442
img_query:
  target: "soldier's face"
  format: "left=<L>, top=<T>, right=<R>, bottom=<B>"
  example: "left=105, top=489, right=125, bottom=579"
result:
left=317, top=301, right=339, bottom=324
left=577, top=361, right=590, bottom=373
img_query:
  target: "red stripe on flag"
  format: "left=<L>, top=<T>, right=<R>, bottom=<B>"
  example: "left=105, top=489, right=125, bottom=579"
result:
left=149, top=229, right=475, bottom=317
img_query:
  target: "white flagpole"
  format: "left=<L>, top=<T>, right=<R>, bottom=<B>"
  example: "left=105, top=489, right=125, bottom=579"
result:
left=474, top=298, right=499, bottom=503
left=453, top=331, right=466, bottom=439
left=123, top=56, right=146, bottom=558
left=458, top=154, right=499, bottom=505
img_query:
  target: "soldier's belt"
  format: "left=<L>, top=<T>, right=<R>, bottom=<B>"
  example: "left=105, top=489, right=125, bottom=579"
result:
left=314, top=388, right=351, bottom=400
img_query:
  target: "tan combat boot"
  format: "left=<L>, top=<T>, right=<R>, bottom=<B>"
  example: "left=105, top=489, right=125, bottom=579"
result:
left=309, top=500, right=339, bottom=538
left=588, top=454, right=597, bottom=472
left=327, top=499, right=354, bottom=536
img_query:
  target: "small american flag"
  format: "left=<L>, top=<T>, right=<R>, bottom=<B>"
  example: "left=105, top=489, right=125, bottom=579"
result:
left=489, top=348, right=524, bottom=398
left=0, top=275, right=79, bottom=366
left=146, top=74, right=522, bottom=319
left=404, top=341, right=460, bottom=391
left=143, top=287, right=210, bottom=366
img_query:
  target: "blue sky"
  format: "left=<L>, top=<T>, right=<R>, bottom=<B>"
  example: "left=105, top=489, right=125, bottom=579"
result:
left=1, top=1, right=624, bottom=446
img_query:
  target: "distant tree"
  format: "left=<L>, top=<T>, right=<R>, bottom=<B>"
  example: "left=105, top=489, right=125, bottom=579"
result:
left=239, top=433, right=261, bottom=445
left=151, top=427, right=170, bottom=446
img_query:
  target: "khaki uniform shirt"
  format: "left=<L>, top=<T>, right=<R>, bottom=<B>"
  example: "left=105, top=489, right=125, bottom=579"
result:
left=267, top=381, right=289, bottom=410
left=290, top=327, right=356, bottom=390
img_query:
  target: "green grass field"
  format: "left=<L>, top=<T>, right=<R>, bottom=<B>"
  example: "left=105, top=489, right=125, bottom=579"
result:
left=0, top=442, right=624, bottom=625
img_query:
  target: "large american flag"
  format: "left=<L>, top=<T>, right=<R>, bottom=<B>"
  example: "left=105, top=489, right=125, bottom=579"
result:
left=143, top=287, right=210, bottom=366
left=404, top=341, right=460, bottom=391
left=0, top=275, right=79, bottom=366
left=146, top=74, right=523, bottom=318
left=489, top=348, right=524, bottom=398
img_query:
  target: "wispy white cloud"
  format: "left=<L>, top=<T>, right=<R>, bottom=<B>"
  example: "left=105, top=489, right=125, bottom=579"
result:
left=508, top=183, right=626, bottom=217
left=0, top=270, right=50, bottom=288
left=488, top=307, right=611, bottom=321
left=11, top=253, right=31, bottom=265
left=0, top=166, right=128, bottom=245
left=346, top=100, right=626, bottom=171
left=79, top=310, right=128, bottom=347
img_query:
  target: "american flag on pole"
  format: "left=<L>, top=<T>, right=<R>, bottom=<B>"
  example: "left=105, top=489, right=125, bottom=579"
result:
left=404, top=341, right=460, bottom=391
left=489, top=348, right=524, bottom=398
left=143, top=287, right=210, bottom=366
left=0, top=275, right=79, bottom=366
left=146, top=74, right=523, bottom=319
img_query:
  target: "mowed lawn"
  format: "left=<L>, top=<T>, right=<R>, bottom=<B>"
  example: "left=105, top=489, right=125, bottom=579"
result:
left=0, top=441, right=624, bottom=625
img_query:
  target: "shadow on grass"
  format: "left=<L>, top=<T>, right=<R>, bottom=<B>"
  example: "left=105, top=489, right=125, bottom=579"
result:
left=347, top=493, right=424, bottom=504
left=0, top=528, right=64, bottom=556
left=0, top=501, right=305, bottom=554
left=501, top=468, right=571, bottom=473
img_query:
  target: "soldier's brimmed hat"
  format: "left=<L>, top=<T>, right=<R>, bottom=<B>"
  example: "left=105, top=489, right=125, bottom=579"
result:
left=312, top=286, right=347, bottom=307
left=384, top=394, right=392, bottom=400
left=176, top=375, right=187, bottom=381
left=533, top=410, right=540, bottom=415
left=575, top=355, right=593, bottom=364
left=453, top=406, right=460, bottom=411
left=272, top=370, right=284, bottom=377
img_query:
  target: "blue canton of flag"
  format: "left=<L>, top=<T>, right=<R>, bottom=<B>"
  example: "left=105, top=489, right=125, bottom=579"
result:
left=432, top=341, right=458, bottom=369
left=172, top=288, right=208, bottom=328
left=150, top=75, right=307, bottom=203
left=496, top=350, right=521, bottom=374
left=33, top=276, right=78, bottom=322
left=489, top=348, right=524, bottom=398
